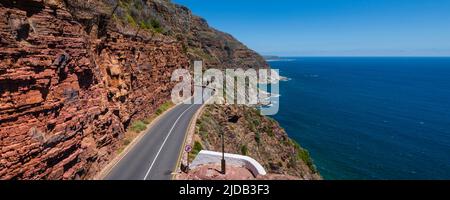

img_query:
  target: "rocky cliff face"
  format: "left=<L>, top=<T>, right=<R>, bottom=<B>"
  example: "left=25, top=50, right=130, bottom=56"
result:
left=0, top=0, right=188, bottom=179
left=0, top=0, right=268, bottom=180
left=194, top=105, right=321, bottom=180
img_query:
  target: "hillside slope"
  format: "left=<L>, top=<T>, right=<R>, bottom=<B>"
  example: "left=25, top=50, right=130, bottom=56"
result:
left=192, top=105, right=321, bottom=180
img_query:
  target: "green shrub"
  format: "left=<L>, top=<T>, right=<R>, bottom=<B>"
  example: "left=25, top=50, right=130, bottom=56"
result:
left=132, top=0, right=144, bottom=10
left=190, top=141, right=203, bottom=161
left=118, top=0, right=131, bottom=10
left=198, top=121, right=209, bottom=137
left=297, top=149, right=316, bottom=173
left=150, top=19, right=161, bottom=29
left=292, top=140, right=317, bottom=173
left=117, top=146, right=125, bottom=154
left=252, top=118, right=261, bottom=127
left=142, top=117, right=152, bottom=125
left=125, top=13, right=137, bottom=27
left=193, top=141, right=203, bottom=153
left=130, top=120, right=146, bottom=133
left=241, top=145, right=248, bottom=155
left=139, top=20, right=151, bottom=30
left=154, top=27, right=164, bottom=33
left=254, top=132, right=261, bottom=144
left=265, top=126, right=275, bottom=137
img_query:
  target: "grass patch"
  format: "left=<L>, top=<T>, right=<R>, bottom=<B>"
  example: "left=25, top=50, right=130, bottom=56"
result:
left=264, top=126, right=275, bottom=137
left=130, top=120, right=147, bottom=133
left=150, top=19, right=164, bottom=33
left=187, top=47, right=215, bottom=62
left=138, top=19, right=165, bottom=33
left=193, top=141, right=203, bottom=154
left=116, top=146, right=125, bottom=154
left=291, top=140, right=317, bottom=173
left=297, top=148, right=316, bottom=172
left=156, top=101, right=173, bottom=116
left=115, top=0, right=166, bottom=34
left=139, top=20, right=152, bottom=30
left=142, top=117, right=153, bottom=125
left=189, top=141, right=203, bottom=161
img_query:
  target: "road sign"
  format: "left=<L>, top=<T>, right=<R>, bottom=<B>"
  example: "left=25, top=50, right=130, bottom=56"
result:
left=185, top=145, right=192, bottom=153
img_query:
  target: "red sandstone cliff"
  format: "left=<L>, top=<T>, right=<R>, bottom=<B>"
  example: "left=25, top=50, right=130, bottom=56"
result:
left=0, top=0, right=269, bottom=180
left=0, top=0, right=190, bottom=179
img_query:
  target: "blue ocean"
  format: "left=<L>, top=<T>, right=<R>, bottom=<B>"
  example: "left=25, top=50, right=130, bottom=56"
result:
left=269, top=57, right=450, bottom=180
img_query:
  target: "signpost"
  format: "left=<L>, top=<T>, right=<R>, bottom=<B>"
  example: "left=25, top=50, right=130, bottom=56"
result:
left=185, top=145, right=192, bottom=172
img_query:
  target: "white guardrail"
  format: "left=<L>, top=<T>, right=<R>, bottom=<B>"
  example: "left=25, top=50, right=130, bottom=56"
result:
left=190, top=150, right=267, bottom=176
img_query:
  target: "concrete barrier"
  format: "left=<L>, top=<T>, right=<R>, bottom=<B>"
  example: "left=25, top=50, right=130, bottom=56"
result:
left=191, top=150, right=267, bottom=176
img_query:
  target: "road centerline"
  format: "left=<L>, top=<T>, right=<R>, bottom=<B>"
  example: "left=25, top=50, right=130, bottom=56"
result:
left=143, top=103, right=196, bottom=180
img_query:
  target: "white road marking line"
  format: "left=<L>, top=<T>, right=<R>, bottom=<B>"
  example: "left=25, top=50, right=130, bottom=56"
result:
left=104, top=101, right=183, bottom=179
left=143, top=103, right=196, bottom=180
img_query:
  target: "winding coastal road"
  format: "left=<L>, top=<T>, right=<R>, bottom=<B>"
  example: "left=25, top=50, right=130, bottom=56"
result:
left=105, top=91, right=208, bottom=180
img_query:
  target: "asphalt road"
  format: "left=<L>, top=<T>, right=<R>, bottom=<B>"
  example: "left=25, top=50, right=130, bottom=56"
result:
left=105, top=96, right=206, bottom=180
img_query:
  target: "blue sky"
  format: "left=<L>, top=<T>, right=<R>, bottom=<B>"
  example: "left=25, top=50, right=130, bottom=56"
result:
left=173, top=0, right=450, bottom=56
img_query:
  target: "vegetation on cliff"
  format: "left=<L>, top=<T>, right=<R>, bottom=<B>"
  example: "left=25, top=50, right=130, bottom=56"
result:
left=193, top=105, right=321, bottom=180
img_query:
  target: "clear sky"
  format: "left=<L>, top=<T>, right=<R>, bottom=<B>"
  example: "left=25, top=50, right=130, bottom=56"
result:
left=173, top=0, right=450, bottom=56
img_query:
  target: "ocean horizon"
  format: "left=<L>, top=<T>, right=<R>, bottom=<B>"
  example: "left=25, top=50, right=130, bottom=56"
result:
left=269, top=57, right=450, bottom=180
